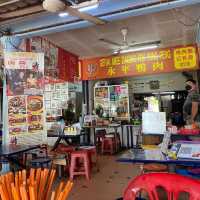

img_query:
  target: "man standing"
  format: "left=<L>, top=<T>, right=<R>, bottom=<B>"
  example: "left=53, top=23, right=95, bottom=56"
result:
left=183, top=79, right=200, bottom=127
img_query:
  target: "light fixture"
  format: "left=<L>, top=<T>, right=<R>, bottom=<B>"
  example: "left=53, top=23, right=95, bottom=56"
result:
left=58, top=12, right=69, bottom=17
left=152, top=92, right=175, bottom=95
left=58, top=0, right=99, bottom=17
left=114, top=43, right=160, bottom=54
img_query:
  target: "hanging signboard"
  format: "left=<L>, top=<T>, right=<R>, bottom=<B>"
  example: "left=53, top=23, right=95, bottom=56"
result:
left=4, top=52, right=44, bottom=136
left=81, top=44, right=199, bottom=80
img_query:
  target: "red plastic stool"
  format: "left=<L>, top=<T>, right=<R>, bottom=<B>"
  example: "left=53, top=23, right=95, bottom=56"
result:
left=101, top=136, right=116, bottom=155
left=95, top=130, right=106, bottom=153
left=79, top=146, right=98, bottom=170
left=70, top=150, right=90, bottom=180
left=123, top=173, right=200, bottom=200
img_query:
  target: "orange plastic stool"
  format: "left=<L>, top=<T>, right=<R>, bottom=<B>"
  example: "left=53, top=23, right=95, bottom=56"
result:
left=101, top=137, right=116, bottom=155
left=70, top=151, right=90, bottom=180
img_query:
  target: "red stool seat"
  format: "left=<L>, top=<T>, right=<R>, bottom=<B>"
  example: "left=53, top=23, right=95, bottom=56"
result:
left=79, top=146, right=98, bottom=170
left=55, top=144, right=75, bottom=154
left=70, top=150, right=90, bottom=180
left=95, top=130, right=106, bottom=153
left=101, top=137, right=116, bottom=155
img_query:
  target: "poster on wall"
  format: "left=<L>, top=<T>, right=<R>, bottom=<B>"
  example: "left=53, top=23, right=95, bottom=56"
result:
left=30, top=37, right=42, bottom=52
left=94, top=85, right=129, bottom=120
left=44, top=82, right=69, bottom=124
left=27, top=95, right=44, bottom=133
left=4, top=52, right=44, bottom=136
left=8, top=96, right=27, bottom=134
left=5, top=52, right=44, bottom=96
left=109, top=85, right=129, bottom=119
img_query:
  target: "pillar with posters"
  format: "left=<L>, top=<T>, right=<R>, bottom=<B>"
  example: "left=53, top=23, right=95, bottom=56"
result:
left=4, top=52, right=46, bottom=145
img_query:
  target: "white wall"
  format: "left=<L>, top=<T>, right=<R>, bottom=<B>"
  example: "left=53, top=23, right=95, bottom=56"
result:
left=129, top=72, right=188, bottom=94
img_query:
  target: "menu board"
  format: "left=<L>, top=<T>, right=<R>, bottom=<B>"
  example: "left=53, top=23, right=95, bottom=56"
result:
left=142, top=112, right=166, bottom=134
left=94, top=84, right=129, bottom=120
left=27, top=95, right=44, bottom=133
left=177, top=143, right=200, bottom=159
left=44, top=82, right=69, bottom=128
left=109, top=85, right=129, bottom=119
left=4, top=52, right=44, bottom=136
left=8, top=96, right=27, bottom=135
left=94, top=86, right=110, bottom=118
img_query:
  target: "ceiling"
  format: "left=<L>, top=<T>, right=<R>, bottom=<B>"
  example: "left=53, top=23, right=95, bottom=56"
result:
left=0, top=0, right=42, bottom=14
left=46, top=4, right=200, bottom=58
left=0, top=0, right=199, bottom=35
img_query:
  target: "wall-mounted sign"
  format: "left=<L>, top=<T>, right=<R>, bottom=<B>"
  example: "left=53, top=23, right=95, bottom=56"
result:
left=4, top=52, right=44, bottom=136
left=81, top=44, right=199, bottom=80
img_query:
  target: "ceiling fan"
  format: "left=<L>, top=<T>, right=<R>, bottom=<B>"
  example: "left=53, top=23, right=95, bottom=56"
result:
left=43, top=0, right=106, bottom=25
left=99, top=28, right=161, bottom=54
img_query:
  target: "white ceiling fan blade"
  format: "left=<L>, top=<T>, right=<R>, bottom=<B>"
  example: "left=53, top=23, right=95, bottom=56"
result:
left=43, top=0, right=106, bottom=25
left=99, top=38, right=122, bottom=47
left=64, top=6, right=106, bottom=25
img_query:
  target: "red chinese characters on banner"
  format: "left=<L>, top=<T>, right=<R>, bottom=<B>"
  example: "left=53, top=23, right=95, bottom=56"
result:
left=81, top=44, right=199, bottom=80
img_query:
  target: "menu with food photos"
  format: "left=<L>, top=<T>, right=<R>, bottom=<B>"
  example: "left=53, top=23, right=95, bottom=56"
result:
left=177, top=143, right=200, bottom=159
left=27, top=95, right=44, bottom=133
left=4, top=52, right=44, bottom=136
left=94, top=84, right=129, bottom=120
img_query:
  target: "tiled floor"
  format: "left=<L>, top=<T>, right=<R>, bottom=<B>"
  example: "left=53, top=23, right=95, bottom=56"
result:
left=67, top=155, right=140, bottom=200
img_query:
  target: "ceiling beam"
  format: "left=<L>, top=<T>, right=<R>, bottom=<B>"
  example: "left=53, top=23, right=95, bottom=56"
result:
left=0, top=4, right=44, bottom=20
left=0, top=0, right=20, bottom=7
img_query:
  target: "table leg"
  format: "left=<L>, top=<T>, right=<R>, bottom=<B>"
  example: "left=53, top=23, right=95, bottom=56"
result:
left=0, top=161, right=10, bottom=174
left=63, top=138, right=72, bottom=145
left=121, top=126, right=124, bottom=148
left=114, top=127, right=120, bottom=152
left=86, top=128, right=91, bottom=144
left=168, top=164, right=176, bottom=173
left=127, top=126, right=130, bottom=148
left=130, top=126, right=133, bottom=148
left=6, top=156, right=26, bottom=170
left=51, top=136, right=62, bottom=151
left=93, top=128, right=96, bottom=145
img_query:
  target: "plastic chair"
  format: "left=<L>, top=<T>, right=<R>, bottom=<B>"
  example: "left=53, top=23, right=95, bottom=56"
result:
left=123, top=173, right=200, bottom=200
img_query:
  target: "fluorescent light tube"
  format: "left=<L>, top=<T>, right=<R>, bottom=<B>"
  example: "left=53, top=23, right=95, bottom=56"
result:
left=152, top=92, right=175, bottom=95
left=119, top=44, right=159, bottom=54
left=58, top=12, right=69, bottom=17
left=59, top=2, right=98, bottom=17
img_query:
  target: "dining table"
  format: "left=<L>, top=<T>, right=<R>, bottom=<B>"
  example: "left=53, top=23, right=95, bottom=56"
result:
left=0, top=144, right=41, bottom=172
left=48, top=131, right=87, bottom=151
left=117, top=147, right=200, bottom=172
left=83, top=123, right=122, bottom=145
